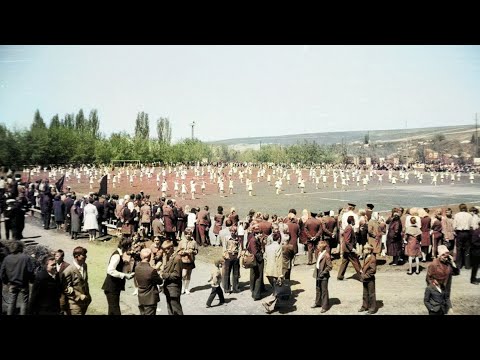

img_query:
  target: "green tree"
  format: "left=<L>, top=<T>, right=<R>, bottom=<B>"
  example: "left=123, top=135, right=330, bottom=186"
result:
left=75, top=109, right=85, bottom=132
left=63, top=113, right=74, bottom=129
left=156, top=117, right=172, bottom=144
left=28, top=110, right=49, bottom=165
left=49, top=114, right=61, bottom=129
left=88, top=109, right=100, bottom=139
left=32, top=109, right=46, bottom=130
left=135, top=112, right=150, bottom=140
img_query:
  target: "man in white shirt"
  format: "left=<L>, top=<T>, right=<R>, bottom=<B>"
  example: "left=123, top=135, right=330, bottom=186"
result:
left=341, top=203, right=359, bottom=232
left=101, top=238, right=135, bottom=315
left=453, top=203, right=473, bottom=270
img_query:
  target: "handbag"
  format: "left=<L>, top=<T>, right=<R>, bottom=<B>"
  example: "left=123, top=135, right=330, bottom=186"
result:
left=242, top=251, right=257, bottom=268
left=121, top=223, right=132, bottom=235
left=273, top=278, right=291, bottom=298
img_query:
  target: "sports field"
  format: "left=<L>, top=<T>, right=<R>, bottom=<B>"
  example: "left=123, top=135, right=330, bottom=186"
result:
left=23, top=168, right=480, bottom=217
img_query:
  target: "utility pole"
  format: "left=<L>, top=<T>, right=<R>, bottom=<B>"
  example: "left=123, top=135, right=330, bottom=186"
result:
left=476, top=113, right=478, bottom=157
left=405, top=120, right=408, bottom=167
left=190, top=121, right=195, bottom=140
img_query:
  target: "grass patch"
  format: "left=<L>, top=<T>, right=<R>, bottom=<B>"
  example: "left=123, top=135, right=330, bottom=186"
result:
left=84, top=237, right=119, bottom=315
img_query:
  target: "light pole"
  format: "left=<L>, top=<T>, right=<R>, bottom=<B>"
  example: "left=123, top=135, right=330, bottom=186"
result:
left=190, top=121, right=195, bottom=140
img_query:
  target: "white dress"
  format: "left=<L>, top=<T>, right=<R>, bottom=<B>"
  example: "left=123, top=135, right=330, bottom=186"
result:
left=83, top=203, right=98, bottom=231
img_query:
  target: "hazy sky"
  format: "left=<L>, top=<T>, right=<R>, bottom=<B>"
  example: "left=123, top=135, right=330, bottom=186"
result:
left=1, top=45, right=479, bottom=142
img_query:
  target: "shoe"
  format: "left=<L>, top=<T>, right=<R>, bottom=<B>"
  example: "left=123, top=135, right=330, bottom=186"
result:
left=320, top=308, right=327, bottom=313
left=337, top=277, right=344, bottom=281
left=416, top=271, right=420, bottom=275
left=185, top=289, right=191, bottom=294
left=407, top=271, right=413, bottom=275
left=421, top=259, right=427, bottom=263
left=206, top=305, right=212, bottom=308
left=358, top=307, right=367, bottom=312
left=262, top=302, right=272, bottom=313
left=471, top=281, right=480, bottom=285
left=311, top=303, right=319, bottom=308
left=391, top=263, right=398, bottom=266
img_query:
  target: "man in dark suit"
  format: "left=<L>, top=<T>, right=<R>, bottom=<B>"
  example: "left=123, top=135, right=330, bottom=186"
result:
left=304, top=212, right=323, bottom=265
left=64, top=193, right=74, bottom=235
left=311, top=241, right=332, bottom=313
left=161, top=240, right=183, bottom=315
left=54, top=249, right=70, bottom=314
left=30, top=255, right=62, bottom=315
left=322, top=210, right=338, bottom=254
left=135, top=248, right=163, bottom=315
left=424, top=278, right=448, bottom=315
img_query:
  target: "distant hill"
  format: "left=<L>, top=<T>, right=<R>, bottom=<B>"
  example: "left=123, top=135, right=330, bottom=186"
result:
left=209, top=124, right=475, bottom=150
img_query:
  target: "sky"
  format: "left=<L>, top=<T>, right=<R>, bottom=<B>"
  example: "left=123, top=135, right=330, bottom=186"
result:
left=1, top=45, right=479, bottom=142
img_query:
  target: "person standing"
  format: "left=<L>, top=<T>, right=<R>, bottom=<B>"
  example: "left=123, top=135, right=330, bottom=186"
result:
left=426, top=245, right=459, bottom=314
left=101, top=238, right=135, bottom=315
left=83, top=197, right=98, bottom=241
left=311, top=241, right=332, bottom=313
left=134, top=248, right=163, bottom=315
left=61, top=246, right=91, bottom=315
left=358, top=243, right=377, bottom=314
left=29, top=255, right=62, bottom=315
left=386, top=210, right=403, bottom=266
left=0, top=241, right=35, bottom=315
left=222, top=225, right=241, bottom=293
left=469, top=219, right=480, bottom=285
left=261, top=224, right=284, bottom=314
left=453, top=203, right=473, bottom=270
left=212, top=206, right=225, bottom=246
left=54, top=249, right=70, bottom=314
left=161, top=240, right=183, bottom=315
left=177, top=228, right=199, bottom=294
left=441, top=208, right=455, bottom=252
left=424, top=278, right=448, bottom=315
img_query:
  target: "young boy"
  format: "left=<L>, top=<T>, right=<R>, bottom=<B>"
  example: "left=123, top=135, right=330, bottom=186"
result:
left=359, top=243, right=377, bottom=314
left=424, top=278, right=448, bottom=315
left=206, top=258, right=225, bottom=308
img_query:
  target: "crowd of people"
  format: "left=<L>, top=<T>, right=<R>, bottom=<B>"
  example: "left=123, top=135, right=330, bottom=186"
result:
left=1, top=162, right=479, bottom=315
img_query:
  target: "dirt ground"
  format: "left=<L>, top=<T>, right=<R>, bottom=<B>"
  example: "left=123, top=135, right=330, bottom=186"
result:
left=12, top=217, right=480, bottom=316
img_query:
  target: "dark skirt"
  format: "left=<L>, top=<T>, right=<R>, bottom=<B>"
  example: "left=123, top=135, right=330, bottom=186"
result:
left=182, top=261, right=196, bottom=271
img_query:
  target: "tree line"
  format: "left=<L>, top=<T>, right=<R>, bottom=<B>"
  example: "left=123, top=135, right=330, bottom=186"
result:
left=1, top=109, right=403, bottom=168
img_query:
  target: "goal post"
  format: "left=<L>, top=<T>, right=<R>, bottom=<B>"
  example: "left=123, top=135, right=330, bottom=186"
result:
left=111, top=160, right=141, bottom=167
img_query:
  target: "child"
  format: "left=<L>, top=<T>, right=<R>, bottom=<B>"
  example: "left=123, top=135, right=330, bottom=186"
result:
left=206, top=258, right=225, bottom=308
left=424, top=278, right=448, bottom=315
left=358, top=243, right=377, bottom=314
